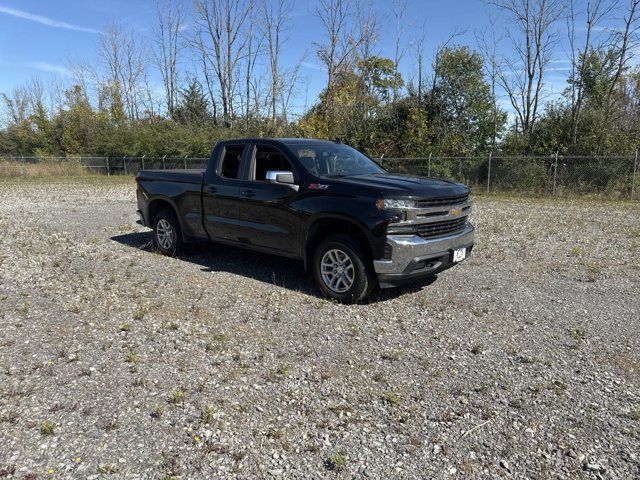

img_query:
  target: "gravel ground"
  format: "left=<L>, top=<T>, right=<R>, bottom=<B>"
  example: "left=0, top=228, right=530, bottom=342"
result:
left=0, top=177, right=639, bottom=479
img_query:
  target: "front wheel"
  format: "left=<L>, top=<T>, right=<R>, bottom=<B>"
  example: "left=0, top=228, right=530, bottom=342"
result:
left=153, top=209, right=182, bottom=256
left=312, top=235, right=377, bottom=303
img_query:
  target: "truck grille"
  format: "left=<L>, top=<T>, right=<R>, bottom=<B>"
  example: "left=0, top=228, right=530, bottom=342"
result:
left=417, top=217, right=467, bottom=238
left=416, top=194, right=469, bottom=208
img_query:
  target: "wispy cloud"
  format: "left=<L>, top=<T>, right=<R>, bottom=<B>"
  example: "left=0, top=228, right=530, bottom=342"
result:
left=27, top=62, right=72, bottom=77
left=0, top=4, right=100, bottom=34
left=302, top=61, right=325, bottom=72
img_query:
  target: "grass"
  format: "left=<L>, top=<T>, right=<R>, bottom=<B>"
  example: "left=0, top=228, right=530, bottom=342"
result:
left=151, top=405, right=164, bottom=419
left=0, top=159, right=85, bottom=177
left=324, top=450, right=347, bottom=472
left=201, top=404, right=214, bottom=425
left=40, top=421, right=55, bottom=435
left=569, top=327, right=587, bottom=340
left=124, top=350, right=137, bottom=363
left=383, top=391, right=401, bottom=407
left=96, top=465, right=119, bottom=474
left=119, top=323, right=132, bottom=332
left=585, top=261, right=600, bottom=282
left=168, top=389, right=185, bottom=404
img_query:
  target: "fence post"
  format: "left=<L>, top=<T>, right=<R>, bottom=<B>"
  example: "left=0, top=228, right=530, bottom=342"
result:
left=184, top=155, right=188, bottom=170
left=487, top=151, right=492, bottom=194
left=106, top=156, right=110, bottom=176
left=142, top=155, right=145, bottom=171
left=427, top=152, right=432, bottom=177
left=123, top=156, right=127, bottom=175
left=162, top=155, right=166, bottom=170
left=633, top=149, right=638, bottom=198
left=552, top=151, right=559, bottom=195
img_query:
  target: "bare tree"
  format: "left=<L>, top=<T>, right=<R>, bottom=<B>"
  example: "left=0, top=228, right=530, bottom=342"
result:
left=410, top=30, right=427, bottom=105
left=354, top=0, right=381, bottom=106
left=23, top=78, right=46, bottom=116
left=193, top=0, right=253, bottom=126
left=193, top=30, right=218, bottom=124
left=263, top=0, right=292, bottom=128
left=392, top=0, right=407, bottom=103
left=242, top=12, right=263, bottom=127
left=606, top=0, right=640, bottom=115
left=0, top=85, right=29, bottom=125
left=489, top=0, right=563, bottom=140
left=566, top=0, right=618, bottom=146
left=477, top=17, right=503, bottom=150
left=314, top=0, right=361, bottom=89
left=98, top=23, right=148, bottom=121
left=154, top=0, right=186, bottom=118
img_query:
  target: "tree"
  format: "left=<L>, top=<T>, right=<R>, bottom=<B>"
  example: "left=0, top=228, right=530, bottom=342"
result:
left=606, top=0, right=640, bottom=117
left=98, top=23, right=149, bottom=121
left=154, top=0, right=186, bottom=118
left=489, top=0, right=563, bottom=144
left=193, top=0, right=254, bottom=126
left=428, top=46, right=505, bottom=154
left=172, top=79, right=212, bottom=124
left=314, top=0, right=361, bottom=89
left=262, top=0, right=292, bottom=128
left=566, top=0, right=618, bottom=148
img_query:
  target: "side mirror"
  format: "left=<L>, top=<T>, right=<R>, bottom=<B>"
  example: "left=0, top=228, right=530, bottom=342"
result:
left=266, top=170, right=298, bottom=191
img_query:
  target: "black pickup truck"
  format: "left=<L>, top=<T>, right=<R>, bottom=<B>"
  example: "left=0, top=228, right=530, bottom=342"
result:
left=136, top=138, right=474, bottom=302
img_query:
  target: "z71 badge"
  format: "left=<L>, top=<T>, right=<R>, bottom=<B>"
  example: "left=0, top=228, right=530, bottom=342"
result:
left=308, top=183, right=330, bottom=190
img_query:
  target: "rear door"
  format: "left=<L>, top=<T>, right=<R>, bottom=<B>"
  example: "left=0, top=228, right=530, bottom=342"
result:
left=236, top=143, right=302, bottom=255
left=202, top=144, right=247, bottom=241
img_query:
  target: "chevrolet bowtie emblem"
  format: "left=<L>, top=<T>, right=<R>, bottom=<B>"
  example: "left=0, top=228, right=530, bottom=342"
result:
left=450, top=208, right=462, bottom=216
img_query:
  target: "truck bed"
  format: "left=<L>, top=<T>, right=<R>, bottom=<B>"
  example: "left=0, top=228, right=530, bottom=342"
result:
left=138, top=169, right=205, bottom=184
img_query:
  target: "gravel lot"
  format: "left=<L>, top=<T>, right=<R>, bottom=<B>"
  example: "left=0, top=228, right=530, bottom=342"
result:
left=0, top=177, right=639, bottom=479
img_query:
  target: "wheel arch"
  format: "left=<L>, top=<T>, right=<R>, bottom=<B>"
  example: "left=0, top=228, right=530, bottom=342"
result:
left=147, top=197, right=187, bottom=240
left=303, top=214, right=373, bottom=270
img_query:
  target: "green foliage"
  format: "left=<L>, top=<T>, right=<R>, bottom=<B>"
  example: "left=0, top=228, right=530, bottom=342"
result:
left=172, top=79, right=212, bottom=125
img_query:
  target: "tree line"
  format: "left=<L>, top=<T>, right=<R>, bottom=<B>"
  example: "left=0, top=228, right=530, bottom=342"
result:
left=1, top=0, right=640, bottom=159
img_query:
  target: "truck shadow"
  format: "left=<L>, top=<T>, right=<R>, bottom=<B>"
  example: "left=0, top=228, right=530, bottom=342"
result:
left=110, top=231, right=437, bottom=303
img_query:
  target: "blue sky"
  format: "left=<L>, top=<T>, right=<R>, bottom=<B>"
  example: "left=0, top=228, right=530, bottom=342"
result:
left=0, top=0, right=616, bottom=117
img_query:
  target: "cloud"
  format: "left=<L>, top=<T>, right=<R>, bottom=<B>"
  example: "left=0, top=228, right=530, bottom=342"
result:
left=27, top=62, right=72, bottom=77
left=302, top=61, right=325, bottom=72
left=0, top=4, right=100, bottom=34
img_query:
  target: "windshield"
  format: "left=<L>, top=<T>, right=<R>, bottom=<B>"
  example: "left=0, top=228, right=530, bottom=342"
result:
left=288, top=143, right=385, bottom=178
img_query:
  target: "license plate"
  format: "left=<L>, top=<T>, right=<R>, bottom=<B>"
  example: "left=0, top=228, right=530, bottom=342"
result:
left=453, top=248, right=466, bottom=263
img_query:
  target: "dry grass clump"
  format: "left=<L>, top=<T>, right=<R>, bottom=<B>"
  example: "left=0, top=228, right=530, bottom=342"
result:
left=0, top=159, right=86, bottom=177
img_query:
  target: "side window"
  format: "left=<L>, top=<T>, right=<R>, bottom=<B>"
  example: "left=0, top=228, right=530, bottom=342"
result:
left=219, top=145, right=243, bottom=179
left=253, top=145, right=293, bottom=181
left=296, top=148, right=317, bottom=174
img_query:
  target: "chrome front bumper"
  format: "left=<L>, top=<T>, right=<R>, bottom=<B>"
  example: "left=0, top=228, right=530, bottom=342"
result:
left=373, top=224, right=475, bottom=284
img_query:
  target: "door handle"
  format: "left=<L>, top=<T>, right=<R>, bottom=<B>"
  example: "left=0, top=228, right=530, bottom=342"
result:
left=241, top=189, right=255, bottom=198
left=204, top=185, right=217, bottom=194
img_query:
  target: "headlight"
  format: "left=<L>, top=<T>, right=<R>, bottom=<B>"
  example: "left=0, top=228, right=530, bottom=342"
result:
left=376, top=199, right=416, bottom=210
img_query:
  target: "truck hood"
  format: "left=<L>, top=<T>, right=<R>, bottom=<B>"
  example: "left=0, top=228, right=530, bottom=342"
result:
left=332, top=173, right=468, bottom=198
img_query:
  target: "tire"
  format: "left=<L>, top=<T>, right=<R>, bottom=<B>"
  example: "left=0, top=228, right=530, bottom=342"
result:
left=312, top=234, right=377, bottom=303
left=153, top=209, right=182, bottom=256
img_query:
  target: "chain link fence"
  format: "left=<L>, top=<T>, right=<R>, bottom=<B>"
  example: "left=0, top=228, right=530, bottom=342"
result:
left=379, top=154, right=639, bottom=199
left=1, top=153, right=638, bottom=199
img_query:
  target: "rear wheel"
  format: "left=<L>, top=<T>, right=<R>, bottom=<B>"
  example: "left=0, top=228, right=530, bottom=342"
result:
left=153, top=209, right=182, bottom=256
left=313, top=235, right=377, bottom=303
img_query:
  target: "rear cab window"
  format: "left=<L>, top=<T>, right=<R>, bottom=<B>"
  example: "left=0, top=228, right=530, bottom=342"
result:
left=218, top=145, right=244, bottom=179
